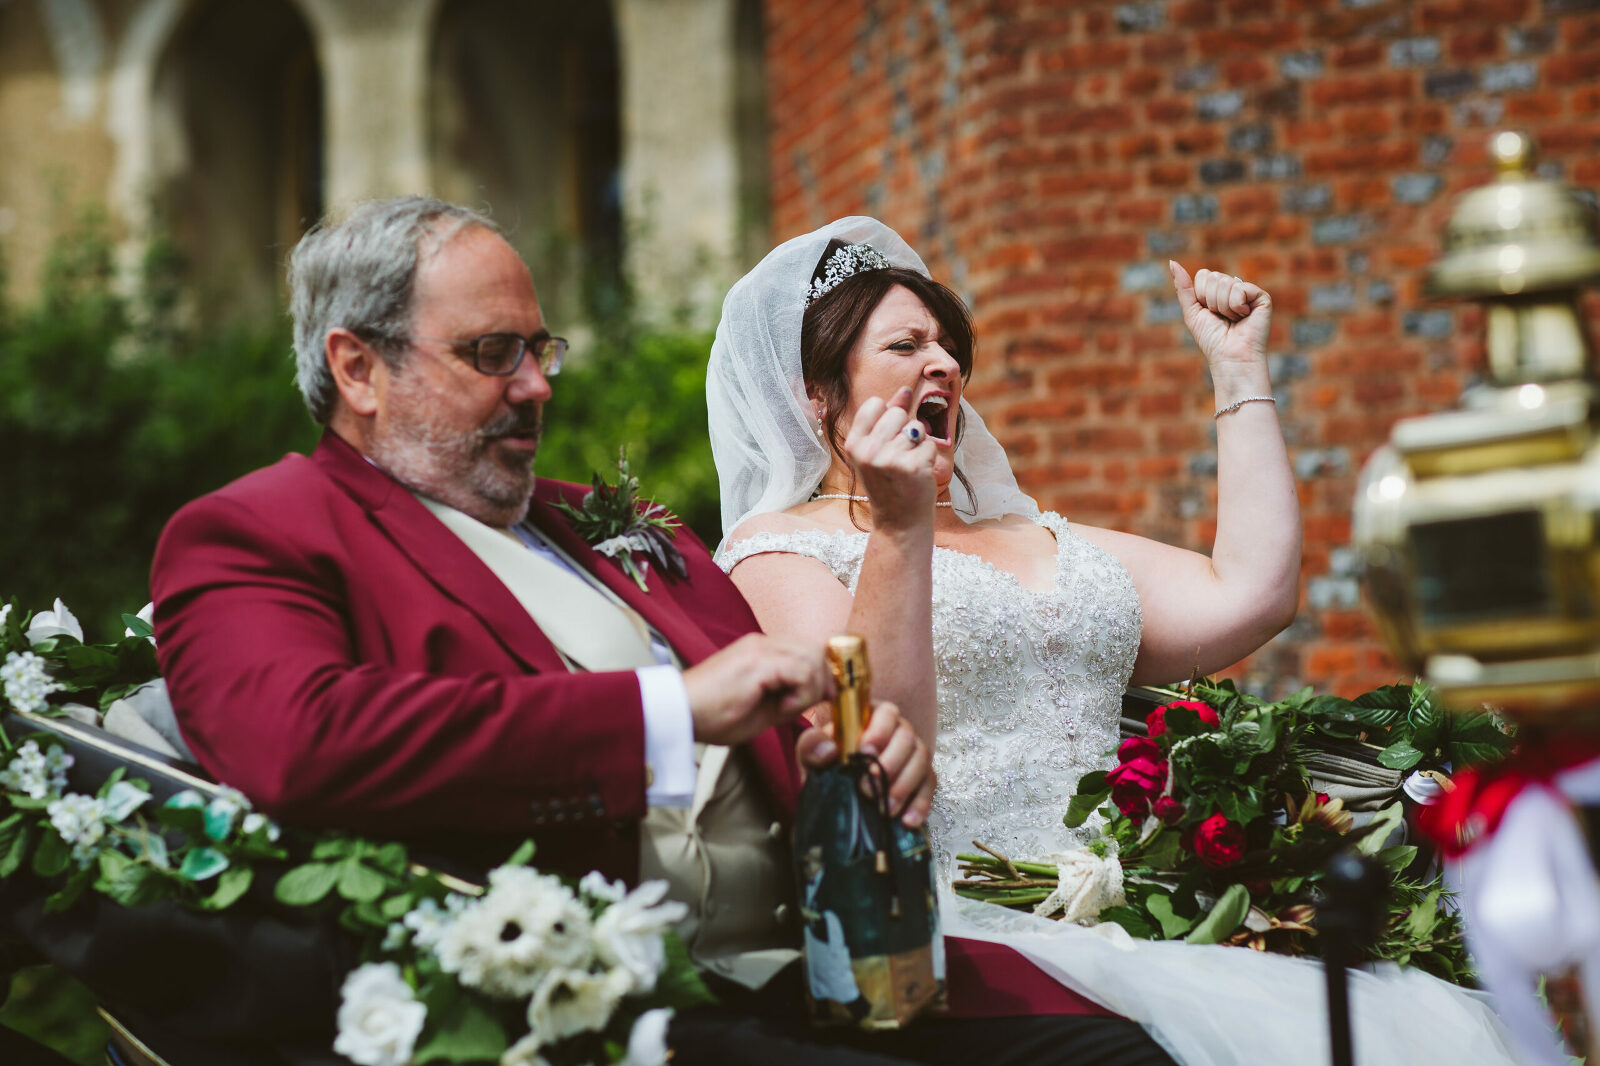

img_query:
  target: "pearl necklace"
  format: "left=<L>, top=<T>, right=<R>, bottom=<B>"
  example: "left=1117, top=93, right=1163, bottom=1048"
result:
left=813, top=493, right=955, bottom=508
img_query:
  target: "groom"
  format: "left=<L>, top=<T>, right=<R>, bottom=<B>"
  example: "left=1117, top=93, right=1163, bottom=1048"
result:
left=151, top=197, right=1172, bottom=1065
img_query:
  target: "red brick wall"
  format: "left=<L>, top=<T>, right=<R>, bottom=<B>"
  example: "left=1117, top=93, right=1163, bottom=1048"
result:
left=764, top=0, right=1600, bottom=697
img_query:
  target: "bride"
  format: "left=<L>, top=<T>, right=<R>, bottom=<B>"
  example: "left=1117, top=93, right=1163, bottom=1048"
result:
left=706, top=217, right=1517, bottom=1065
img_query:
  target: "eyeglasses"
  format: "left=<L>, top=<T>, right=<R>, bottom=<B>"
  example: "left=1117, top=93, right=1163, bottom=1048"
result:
left=412, top=332, right=568, bottom=377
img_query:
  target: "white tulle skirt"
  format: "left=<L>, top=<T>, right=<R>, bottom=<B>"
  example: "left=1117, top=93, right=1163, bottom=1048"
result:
left=941, top=890, right=1519, bottom=1066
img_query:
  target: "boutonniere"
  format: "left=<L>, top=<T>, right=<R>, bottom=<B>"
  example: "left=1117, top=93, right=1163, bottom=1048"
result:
left=553, top=449, right=688, bottom=591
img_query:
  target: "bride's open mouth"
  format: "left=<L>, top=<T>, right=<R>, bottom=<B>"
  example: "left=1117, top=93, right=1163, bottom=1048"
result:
left=915, top=394, right=953, bottom=444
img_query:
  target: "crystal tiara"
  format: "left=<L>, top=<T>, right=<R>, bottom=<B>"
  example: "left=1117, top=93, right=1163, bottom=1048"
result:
left=805, top=240, right=892, bottom=305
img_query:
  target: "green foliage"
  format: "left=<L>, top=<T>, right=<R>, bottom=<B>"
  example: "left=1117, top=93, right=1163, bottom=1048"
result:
left=0, top=211, right=316, bottom=634
left=536, top=323, right=721, bottom=545
left=0, top=965, right=108, bottom=1066
left=962, top=678, right=1507, bottom=985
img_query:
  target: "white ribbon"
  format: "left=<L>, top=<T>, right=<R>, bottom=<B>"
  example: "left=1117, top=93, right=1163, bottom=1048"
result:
left=1033, top=849, right=1126, bottom=924
left=1457, top=755, right=1600, bottom=1066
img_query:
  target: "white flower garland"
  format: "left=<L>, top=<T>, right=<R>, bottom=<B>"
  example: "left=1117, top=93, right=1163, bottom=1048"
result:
left=0, top=596, right=710, bottom=1066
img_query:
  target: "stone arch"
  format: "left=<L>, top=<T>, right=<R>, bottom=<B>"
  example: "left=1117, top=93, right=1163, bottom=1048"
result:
left=146, top=0, right=323, bottom=315
left=427, top=0, right=622, bottom=319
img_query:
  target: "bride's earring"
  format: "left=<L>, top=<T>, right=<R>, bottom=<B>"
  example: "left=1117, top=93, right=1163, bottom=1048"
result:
left=812, top=401, right=826, bottom=440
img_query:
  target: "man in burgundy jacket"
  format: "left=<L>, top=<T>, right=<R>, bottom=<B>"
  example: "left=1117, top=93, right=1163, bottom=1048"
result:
left=151, top=197, right=1171, bottom=1066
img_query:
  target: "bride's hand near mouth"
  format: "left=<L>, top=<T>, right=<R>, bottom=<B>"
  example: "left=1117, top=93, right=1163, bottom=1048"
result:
left=843, top=385, right=939, bottom=531
left=725, top=381, right=942, bottom=747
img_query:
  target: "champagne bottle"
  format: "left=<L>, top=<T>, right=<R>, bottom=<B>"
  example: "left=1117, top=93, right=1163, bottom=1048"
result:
left=795, top=634, right=945, bottom=1029
left=827, top=634, right=871, bottom=757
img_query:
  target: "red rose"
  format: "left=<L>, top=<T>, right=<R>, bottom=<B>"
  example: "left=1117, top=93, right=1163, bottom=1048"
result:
left=1117, top=736, right=1162, bottom=764
left=1106, top=756, right=1167, bottom=818
left=1153, top=796, right=1186, bottom=825
left=1315, top=792, right=1331, bottom=806
left=1191, top=812, right=1247, bottom=870
left=1145, top=699, right=1220, bottom=739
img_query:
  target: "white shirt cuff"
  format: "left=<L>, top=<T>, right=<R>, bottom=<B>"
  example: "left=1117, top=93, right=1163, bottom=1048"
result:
left=638, top=665, right=695, bottom=808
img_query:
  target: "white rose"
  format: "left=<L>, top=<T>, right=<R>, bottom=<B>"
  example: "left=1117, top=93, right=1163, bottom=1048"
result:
left=435, top=866, right=593, bottom=998
left=623, top=1008, right=674, bottom=1066
left=332, top=962, right=426, bottom=1066
left=525, top=967, right=628, bottom=1045
left=592, top=879, right=688, bottom=994
left=26, top=598, right=83, bottom=645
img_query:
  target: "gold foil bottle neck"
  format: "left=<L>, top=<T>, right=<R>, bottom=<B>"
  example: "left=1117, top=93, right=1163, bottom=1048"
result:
left=826, top=635, right=872, bottom=757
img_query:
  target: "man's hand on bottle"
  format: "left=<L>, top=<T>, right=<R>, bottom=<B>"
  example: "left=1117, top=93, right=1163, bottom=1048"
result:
left=796, top=702, right=934, bottom=829
left=683, top=634, right=835, bottom=746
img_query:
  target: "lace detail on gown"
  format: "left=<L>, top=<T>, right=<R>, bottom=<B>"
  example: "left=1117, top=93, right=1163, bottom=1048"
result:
left=715, top=512, right=1142, bottom=877
left=718, top=513, right=1520, bottom=1066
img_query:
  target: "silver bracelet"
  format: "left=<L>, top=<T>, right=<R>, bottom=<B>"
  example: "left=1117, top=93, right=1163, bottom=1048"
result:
left=1214, top=395, right=1276, bottom=419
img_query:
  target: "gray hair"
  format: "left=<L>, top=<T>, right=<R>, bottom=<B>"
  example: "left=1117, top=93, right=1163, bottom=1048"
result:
left=288, top=196, right=501, bottom=423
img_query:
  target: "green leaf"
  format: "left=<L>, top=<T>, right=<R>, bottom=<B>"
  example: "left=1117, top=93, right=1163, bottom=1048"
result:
left=651, top=929, right=719, bottom=1010
left=121, top=613, right=155, bottom=639
left=202, top=866, right=254, bottom=911
left=135, top=831, right=170, bottom=869
left=374, top=842, right=409, bottom=874
left=1282, top=686, right=1314, bottom=708
left=351, top=899, right=388, bottom=928
left=156, top=793, right=207, bottom=837
left=101, top=862, right=164, bottom=908
left=312, top=837, right=354, bottom=861
left=32, top=828, right=70, bottom=878
left=0, top=814, right=26, bottom=877
left=1377, top=741, right=1424, bottom=771
left=337, top=859, right=388, bottom=903
left=1355, top=803, right=1405, bottom=857
left=1444, top=713, right=1513, bottom=769
left=1096, top=904, right=1158, bottom=939
left=1139, top=827, right=1182, bottom=872
left=1185, top=883, right=1251, bottom=945
left=97, top=847, right=133, bottom=883
left=164, top=789, right=207, bottom=810
left=1376, top=844, right=1418, bottom=875
left=275, top=861, right=340, bottom=906
left=503, top=839, right=537, bottom=868
left=1406, top=889, right=1442, bottom=939
left=1145, top=892, right=1198, bottom=938
left=380, top=893, right=416, bottom=920
left=1064, top=772, right=1110, bottom=829
left=0, top=816, right=32, bottom=877
left=179, top=846, right=229, bottom=882
left=411, top=997, right=508, bottom=1064
left=44, top=865, right=95, bottom=913
left=202, top=803, right=237, bottom=842
left=1216, top=790, right=1262, bottom=826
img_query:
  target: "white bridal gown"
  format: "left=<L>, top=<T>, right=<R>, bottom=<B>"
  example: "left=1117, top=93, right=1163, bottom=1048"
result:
left=717, top=512, right=1519, bottom=1066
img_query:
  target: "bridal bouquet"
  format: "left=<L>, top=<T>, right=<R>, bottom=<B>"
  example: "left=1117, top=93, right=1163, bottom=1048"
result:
left=957, top=679, right=1514, bottom=985
left=1, top=597, right=713, bottom=1065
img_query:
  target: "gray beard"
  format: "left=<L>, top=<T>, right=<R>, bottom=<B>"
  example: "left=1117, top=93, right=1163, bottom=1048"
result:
left=368, top=418, right=538, bottom=527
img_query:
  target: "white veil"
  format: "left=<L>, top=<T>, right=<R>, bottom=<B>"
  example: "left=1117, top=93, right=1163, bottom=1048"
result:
left=707, top=216, right=1038, bottom=545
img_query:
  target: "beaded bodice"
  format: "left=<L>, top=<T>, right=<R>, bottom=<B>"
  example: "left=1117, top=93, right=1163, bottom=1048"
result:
left=715, top=512, right=1143, bottom=875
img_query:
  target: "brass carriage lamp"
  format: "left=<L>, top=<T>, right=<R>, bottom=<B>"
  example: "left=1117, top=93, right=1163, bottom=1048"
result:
left=1353, top=131, right=1600, bottom=720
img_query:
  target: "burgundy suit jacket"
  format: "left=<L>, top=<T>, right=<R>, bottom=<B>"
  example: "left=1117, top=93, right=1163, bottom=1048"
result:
left=151, top=431, right=1103, bottom=1018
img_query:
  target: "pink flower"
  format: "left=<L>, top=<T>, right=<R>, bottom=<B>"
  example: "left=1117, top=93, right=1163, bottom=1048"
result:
left=1146, top=700, right=1220, bottom=739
